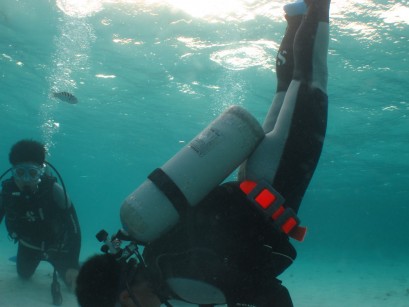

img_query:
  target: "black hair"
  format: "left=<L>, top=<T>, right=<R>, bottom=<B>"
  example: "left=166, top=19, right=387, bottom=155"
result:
left=9, top=139, right=46, bottom=166
left=76, top=254, right=123, bottom=307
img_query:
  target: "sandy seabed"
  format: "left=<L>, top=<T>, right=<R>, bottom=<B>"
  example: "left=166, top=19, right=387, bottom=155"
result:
left=1, top=244, right=408, bottom=307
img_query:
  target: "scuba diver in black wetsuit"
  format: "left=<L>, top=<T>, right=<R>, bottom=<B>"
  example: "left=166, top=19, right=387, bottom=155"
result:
left=76, top=0, right=330, bottom=306
left=0, top=139, right=81, bottom=305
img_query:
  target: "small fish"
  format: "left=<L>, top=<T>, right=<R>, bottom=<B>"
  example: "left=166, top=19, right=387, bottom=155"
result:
left=52, top=91, right=78, bottom=104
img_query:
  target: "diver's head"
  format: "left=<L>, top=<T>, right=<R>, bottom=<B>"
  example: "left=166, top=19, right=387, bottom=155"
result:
left=76, top=254, right=161, bottom=307
left=76, top=254, right=122, bottom=307
left=9, top=139, right=46, bottom=193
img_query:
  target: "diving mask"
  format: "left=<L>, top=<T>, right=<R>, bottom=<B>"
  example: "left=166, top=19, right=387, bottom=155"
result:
left=12, top=163, right=45, bottom=183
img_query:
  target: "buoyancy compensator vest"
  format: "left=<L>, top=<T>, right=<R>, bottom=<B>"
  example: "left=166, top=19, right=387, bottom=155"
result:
left=1, top=176, right=64, bottom=249
left=142, top=182, right=297, bottom=305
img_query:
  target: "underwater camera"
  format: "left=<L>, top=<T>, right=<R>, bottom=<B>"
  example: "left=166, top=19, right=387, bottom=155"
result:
left=96, top=229, right=145, bottom=265
left=96, top=229, right=174, bottom=307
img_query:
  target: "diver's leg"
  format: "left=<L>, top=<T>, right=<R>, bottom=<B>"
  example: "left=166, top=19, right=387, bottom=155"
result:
left=16, top=243, right=41, bottom=279
left=239, top=0, right=330, bottom=214
left=272, top=0, right=330, bottom=213
left=262, top=10, right=304, bottom=133
left=238, top=3, right=305, bottom=180
left=239, top=2, right=306, bottom=179
left=293, top=0, right=330, bottom=92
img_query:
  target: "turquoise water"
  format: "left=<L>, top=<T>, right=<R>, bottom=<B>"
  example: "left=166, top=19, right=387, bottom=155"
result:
left=1, top=0, right=408, bottom=305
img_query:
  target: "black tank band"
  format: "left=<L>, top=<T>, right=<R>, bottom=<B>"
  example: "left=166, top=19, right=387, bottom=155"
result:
left=148, top=168, right=189, bottom=216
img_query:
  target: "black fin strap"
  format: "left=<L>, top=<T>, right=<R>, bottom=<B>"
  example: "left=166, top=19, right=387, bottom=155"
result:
left=148, top=168, right=189, bottom=217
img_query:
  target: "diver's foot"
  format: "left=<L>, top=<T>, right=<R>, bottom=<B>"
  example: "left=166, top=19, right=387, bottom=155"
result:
left=284, top=0, right=307, bottom=16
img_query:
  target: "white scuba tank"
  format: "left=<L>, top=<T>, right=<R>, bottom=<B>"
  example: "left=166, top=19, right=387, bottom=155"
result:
left=120, top=105, right=265, bottom=243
